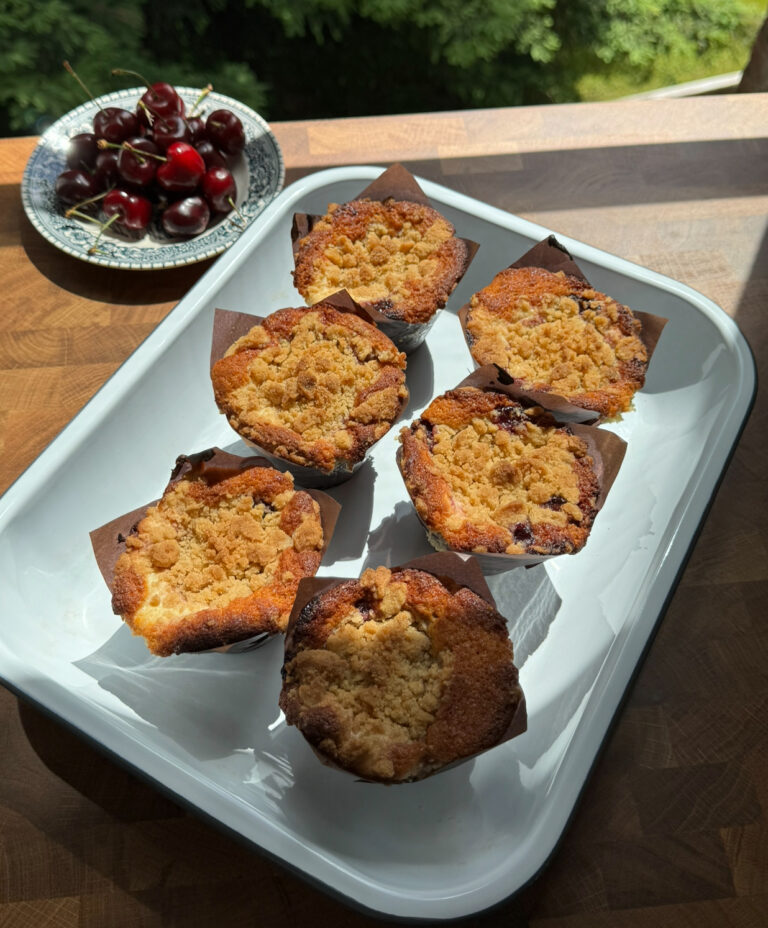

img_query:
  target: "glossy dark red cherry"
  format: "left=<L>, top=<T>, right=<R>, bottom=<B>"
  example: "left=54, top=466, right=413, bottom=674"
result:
left=103, top=188, right=153, bottom=231
left=66, top=133, right=98, bottom=170
left=205, top=109, right=245, bottom=156
left=55, top=170, right=98, bottom=206
left=186, top=116, right=207, bottom=145
left=156, top=142, right=205, bottom=193
left=93, top=150, right=119, bottom=190
left=195, top=140, right=226, bottom=170
left=139, top=83, right=185, bottom=122
left=152, top=114, right=191, bottom=151
left=162, top=196, right=210, bottom=236
left=202, top=167, right=236, bottom=213
left=93, top=107, right=139, bottom=144
left=117, top=137, right=161, bottom=186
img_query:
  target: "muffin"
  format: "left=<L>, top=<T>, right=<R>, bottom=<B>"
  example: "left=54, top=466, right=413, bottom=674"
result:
left=211, top=303, right=408, bottom=474
left=398, top=387, right=601, bottom=556
left=464, top=266, right=648, bottom=418
left=280, top=565, right=524, bottom=783
left=293, top=198, right=468, bottom=325
left=111, top=464, right=326, bottom=656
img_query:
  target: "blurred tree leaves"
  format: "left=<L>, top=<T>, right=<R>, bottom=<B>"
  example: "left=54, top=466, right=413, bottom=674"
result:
left=0, top=0, right=758, bottom=134
left=0, top=0, right=266, bottom=132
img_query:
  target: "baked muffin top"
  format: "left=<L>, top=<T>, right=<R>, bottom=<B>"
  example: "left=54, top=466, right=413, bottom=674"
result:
left=280, top=566, right=522, bottom=782
left=112, top=465, right=325, bottom=656
left=465, top=266, right=648, bottom=418
left=293, top=198, right=468, bottom=324
left=398, top=387, right=600, bottom=556
left=211, top=304, right=408, bottom=473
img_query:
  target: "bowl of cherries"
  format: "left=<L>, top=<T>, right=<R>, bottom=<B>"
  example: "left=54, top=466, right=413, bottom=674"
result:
left=21, top=73, right=284, bottom=269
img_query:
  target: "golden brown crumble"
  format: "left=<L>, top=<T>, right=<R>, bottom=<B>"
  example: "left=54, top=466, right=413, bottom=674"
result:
left=211, top=305, right=408, bottom=472
left=280, top=566, right=522, bottom=782
left=466, top=267, right=647, bottom=417
left=111, top=467, right=325, bottom=655
left=293, top=199, right=468, bottom=324
left=398, top=388, right=600, bottom=555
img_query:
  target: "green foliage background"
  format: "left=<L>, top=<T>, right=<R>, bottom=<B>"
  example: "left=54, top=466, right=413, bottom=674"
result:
left=0, top=0, right=762, bottom=134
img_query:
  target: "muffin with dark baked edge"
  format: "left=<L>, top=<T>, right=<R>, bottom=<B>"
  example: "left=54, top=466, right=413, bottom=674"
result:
left=398, top=387, right=601, bottom=556
left=293, top=198, right=468, bottom=325
left=211, top=303, right=408, bottom=474
left=280, top=565, right=524, bottom=783
left=464, top=266, right=648, bottom=418
left=112, top=464, right=326, bottom=656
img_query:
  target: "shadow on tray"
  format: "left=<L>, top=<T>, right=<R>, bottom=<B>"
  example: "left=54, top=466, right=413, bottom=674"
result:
left=74, top=628, right=285, bottom=761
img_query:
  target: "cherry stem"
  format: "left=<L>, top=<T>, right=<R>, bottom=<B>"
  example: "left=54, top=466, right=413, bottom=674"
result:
left=67, top=209, right=104, bottom=226
left=111, top=68, right=154, bottom=94
left=228, top=196, right=245, bottom=226
left=137, top=100, right=155, bottom=127
left=138, top=97, right=167, bottom=124
left=189, top=84, right=213, bottom=117
left=63, top=60, right=104, bottom=115
left=228, top=199, right=246, bottom=232
left=97, top=139, right=168, bottom=163
left=88, top=212, right=120, bottom=255
left=64, top=189, right=110, bottom=217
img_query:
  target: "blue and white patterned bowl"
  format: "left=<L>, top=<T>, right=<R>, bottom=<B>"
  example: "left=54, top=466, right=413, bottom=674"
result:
left=21, top=87, right=284, bottom=270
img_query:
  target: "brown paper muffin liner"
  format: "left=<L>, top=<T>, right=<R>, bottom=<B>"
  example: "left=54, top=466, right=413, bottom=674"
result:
left=397, top=366, right=628, bottom=572
left=282, top=551, right=527, bottom=783
left=210, top=295, right=407, bottom=488
left=291, top=163, right=479, bottom=354
left=458, top=234, right=668, bottom=420
left=90, top=447, right=341, bottom=654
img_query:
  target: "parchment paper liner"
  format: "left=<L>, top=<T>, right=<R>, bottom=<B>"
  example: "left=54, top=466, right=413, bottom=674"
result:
left=211, top=296, right=407, bottom=488
left=458, top=234, right=668, bottom=422
left=90, top=447, right=341, bottom=654
left=282, top=551, right=527, bottom=783
left=397, top=366, right=628, bottom=573
left=291, top=163, right=479, bottom=354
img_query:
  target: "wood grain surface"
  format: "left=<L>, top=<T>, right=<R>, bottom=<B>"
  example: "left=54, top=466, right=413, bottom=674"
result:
left=1, top=95, right=767, bottom=927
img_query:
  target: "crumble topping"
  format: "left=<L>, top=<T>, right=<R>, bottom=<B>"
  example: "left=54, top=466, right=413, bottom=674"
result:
left=212, top=306, right=408, bottom=471
left=288, top=568, right=453, bottom=780
left=430, top=416, right=585, bottom=537
left=112, top=468, right=324, bottom=652
left=294, top=199, right=467, bottom=323
left=281, top=566, right=520, bottom=782
left=399, top=389, right=599, bottom=555
left=466, top=267, right=647, bottom=417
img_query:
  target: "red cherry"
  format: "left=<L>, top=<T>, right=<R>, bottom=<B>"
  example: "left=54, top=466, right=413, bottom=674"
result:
left=94, top=107, right=139, bottom=144
left=56, top=169, right=98, bottom=206
left=66, top=133, right=98, bottom=170
left=205, top=109, right=245, bottom=155
left=202, top=167, right=236, bottom=213
left=195, top=140, right=227, bottom=170
left=138, top=83, right=185, bottom=124
left=156, top=142, right=205, bottom=193
left=162, top=196, right=210, bottom=236
left=186, top=116, right=207, bottom=145
left=152, top=114, right=191, bottom=151
left=93, top=150, right=119, bottom=190
left=117, top=136, right=160, bottom=186
left=103, top=189, right=153, bottom=231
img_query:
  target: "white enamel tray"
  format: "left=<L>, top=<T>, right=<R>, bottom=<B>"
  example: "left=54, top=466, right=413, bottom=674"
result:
left=0, top=166, right=755, bottom=921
